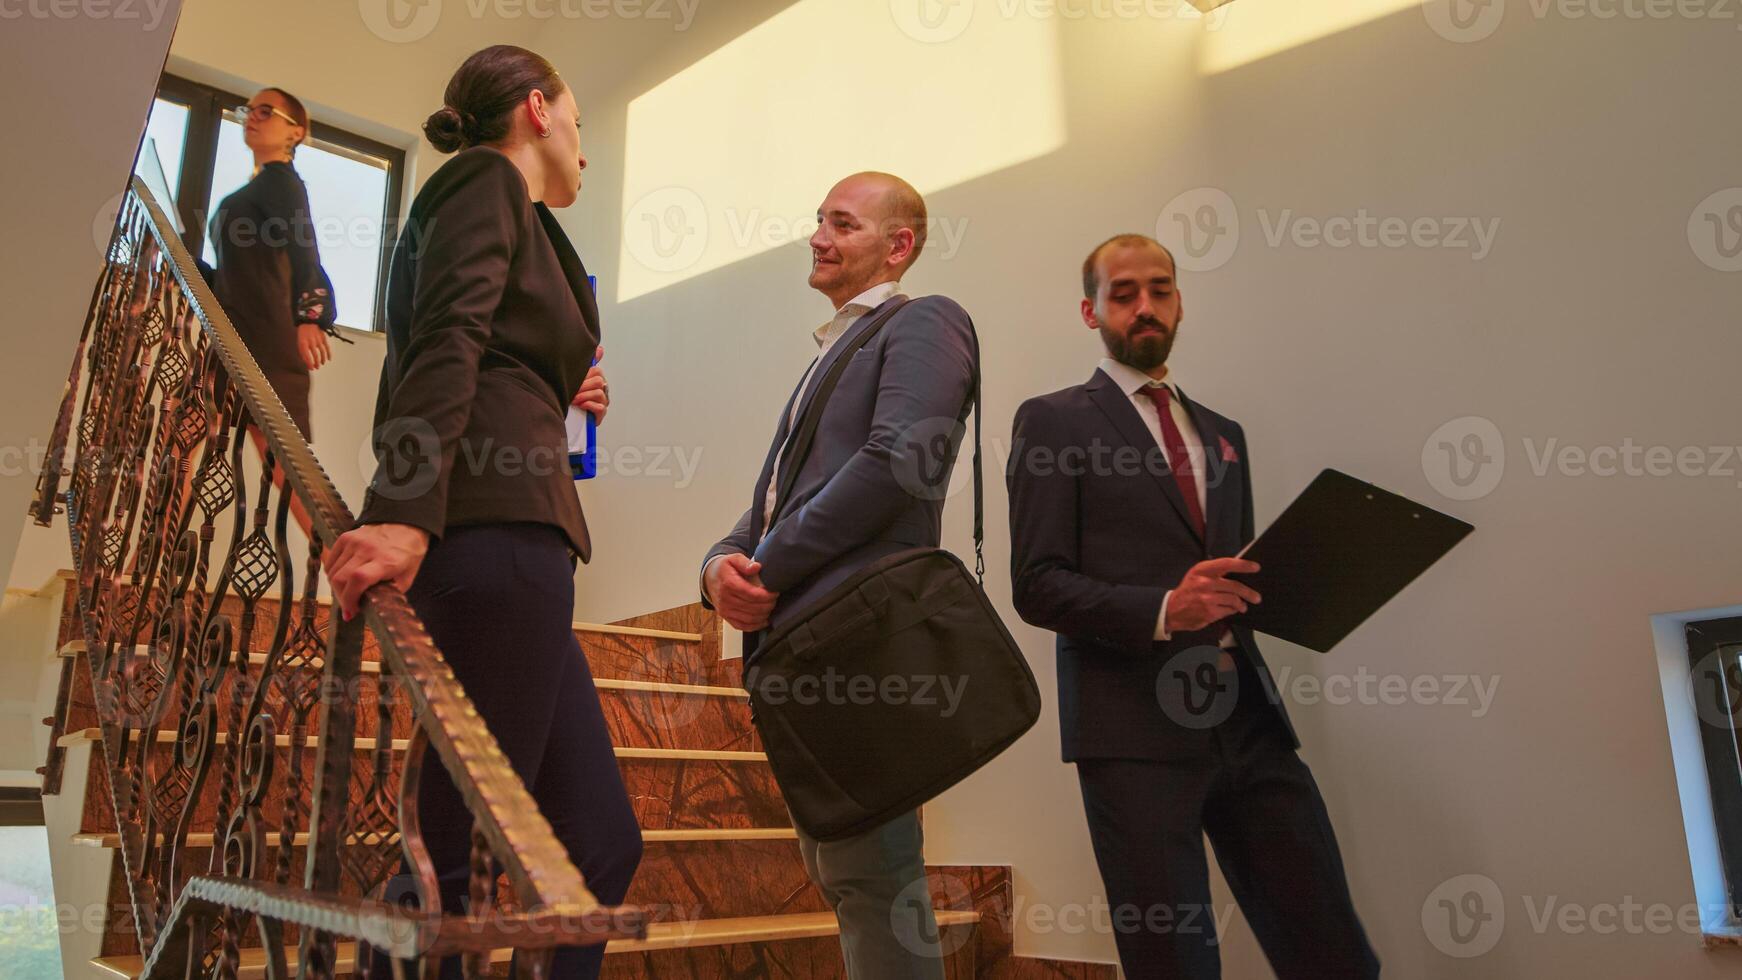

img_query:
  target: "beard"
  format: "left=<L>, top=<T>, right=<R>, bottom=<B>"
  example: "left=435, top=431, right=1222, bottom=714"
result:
left=1098, top=315, right=1176, bottom=372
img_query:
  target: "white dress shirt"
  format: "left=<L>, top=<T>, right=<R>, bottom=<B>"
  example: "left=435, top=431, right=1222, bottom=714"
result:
left=764, top=280, right=904, bottom=529
left=703, top=280, right=904, bottom=603
left=1095, top=358, right=1234, bottom=651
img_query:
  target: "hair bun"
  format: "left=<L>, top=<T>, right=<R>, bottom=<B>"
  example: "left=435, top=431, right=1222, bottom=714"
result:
left=424, top=105, right=474, bottom=153
left=432, top=46, right=564, bottom=154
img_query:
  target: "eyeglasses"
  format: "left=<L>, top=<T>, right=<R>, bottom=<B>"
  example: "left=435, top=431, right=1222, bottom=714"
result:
left=238, top=103, right=300, bottom=126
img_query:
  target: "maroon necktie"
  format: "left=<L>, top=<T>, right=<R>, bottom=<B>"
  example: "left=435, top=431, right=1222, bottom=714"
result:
left=1142, top=384, right=1205, bottom=539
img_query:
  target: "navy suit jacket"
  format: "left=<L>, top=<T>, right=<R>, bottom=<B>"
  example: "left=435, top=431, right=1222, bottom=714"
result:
left=1007, top=367, right=1296, bottom=763
left=703, top=294, right=978, bottom=659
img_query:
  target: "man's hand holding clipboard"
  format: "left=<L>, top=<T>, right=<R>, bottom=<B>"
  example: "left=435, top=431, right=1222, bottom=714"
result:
left=1227, top=468, right=1473, bottom=653
left=1167, top=557, right=1263, bottom=634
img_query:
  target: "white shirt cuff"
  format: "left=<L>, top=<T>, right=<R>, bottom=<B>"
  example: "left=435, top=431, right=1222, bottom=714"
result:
left=1155, top=589, right=1174, bottom=641
left=701, top=554, right=727, bottom=605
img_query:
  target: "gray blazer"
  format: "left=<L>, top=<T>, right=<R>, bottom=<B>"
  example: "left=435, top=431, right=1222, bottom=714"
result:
left=702, top=293, right=979, bottom=658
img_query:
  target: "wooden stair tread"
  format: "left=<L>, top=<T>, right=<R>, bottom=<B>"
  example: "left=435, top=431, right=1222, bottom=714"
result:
left=54, top=611, right=700, bottom=658
left=72, top=827, right=799, bottom=849
left=73, top=831, right=396, bottom=848
left=594, top=677, right=746, bottom=699
left=57, top=727, right=412, bottom=751
left=618, top=909, right=980, bottom=952
left=89, top=910, right=980, bottom=977
left=56, top=728, right=767, bottom=762
left=615, top=746, right=766, bottom=762
left=640, top=827, right=796, bottom=843
left=55, top=644, right=745, bottom=697
left=572, top=621, right=702, bottom=643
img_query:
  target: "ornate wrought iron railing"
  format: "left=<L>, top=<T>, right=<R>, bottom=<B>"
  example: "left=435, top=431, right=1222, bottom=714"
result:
left=33, top=177, right=644, bottom=979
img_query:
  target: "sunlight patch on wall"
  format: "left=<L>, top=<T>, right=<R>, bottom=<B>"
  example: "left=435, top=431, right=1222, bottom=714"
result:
left=617, top=0, right=1065, bottom=302
left=1199, top=0, right=1421, bottom=74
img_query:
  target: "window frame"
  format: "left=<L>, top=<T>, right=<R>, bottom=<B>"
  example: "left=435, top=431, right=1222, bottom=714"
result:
left=150, top=73, right=405, bottom=333
left=0, top=786, right=44, bottom=827
left=1688, top=614, right=1742, bottom=921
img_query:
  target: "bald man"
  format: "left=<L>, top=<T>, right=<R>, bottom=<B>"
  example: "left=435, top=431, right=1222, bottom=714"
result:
left=700, top=173, right=978, bottom=979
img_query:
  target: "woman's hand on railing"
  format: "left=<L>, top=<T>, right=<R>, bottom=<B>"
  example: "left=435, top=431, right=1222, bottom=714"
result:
left=297, top=322, right=333, bottom=371
left=325, top=522, right=430, bottom=620
left=571, top=345, right=608, bottom=424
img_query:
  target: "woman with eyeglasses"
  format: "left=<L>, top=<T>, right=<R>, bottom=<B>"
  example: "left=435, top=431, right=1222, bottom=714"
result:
left=206, top=87, right=341, bottom=440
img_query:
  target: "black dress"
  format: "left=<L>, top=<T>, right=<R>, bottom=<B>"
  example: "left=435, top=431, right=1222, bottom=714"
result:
left=208, top=160, right=334, bottom=438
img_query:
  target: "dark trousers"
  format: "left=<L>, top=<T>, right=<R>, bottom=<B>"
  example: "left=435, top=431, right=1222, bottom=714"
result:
left=381, top=522, right=643, bottom=979
left=1075, top=659, right=1378, bottom=980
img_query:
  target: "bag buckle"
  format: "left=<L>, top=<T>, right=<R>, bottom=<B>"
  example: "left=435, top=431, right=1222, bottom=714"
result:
left=856, top=576, right=892, bottom=612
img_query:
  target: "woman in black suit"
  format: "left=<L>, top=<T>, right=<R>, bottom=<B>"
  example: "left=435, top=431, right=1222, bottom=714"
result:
left=207, top=87, right=338, bottom=439
left=325, top=46, right=640, bottom=980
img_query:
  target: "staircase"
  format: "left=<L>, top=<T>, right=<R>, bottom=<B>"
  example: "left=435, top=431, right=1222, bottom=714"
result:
left=42, top=582, right=1118, bottom=978
left=32, top=178, right=1117, bottom=978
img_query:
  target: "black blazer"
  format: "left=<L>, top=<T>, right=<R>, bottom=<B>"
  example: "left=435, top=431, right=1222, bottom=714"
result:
left=207, top=160, right=335, bottom=438
left=1007, top=367, right=1295, bottom=763
left=358, top=147, right=599, bottom=560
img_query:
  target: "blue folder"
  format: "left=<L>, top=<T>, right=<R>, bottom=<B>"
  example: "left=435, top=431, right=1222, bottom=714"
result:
left=570, top=274, right=599, bottom=480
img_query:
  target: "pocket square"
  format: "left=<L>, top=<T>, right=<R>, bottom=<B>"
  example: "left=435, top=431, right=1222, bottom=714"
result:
left=1219, top=435, right=1239, bottom=463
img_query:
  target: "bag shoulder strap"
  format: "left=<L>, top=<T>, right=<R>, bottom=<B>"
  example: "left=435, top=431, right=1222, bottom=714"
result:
left=969, top=322, right=984, bottom=582
left=770, top=297, right=908, bottom=520
left=770, top=296, right=986, bottom=584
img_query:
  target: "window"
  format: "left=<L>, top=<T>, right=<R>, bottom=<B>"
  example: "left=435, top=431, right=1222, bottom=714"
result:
left=1689, top=615, right=1742, bottom=920
left=135, top=75, right=404, bottom=332
left=138, top=97, right=188, bottom=207
left=197, top=111, right=395, bottom=332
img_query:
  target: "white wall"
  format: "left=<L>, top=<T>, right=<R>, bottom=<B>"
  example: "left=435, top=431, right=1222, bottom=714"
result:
left=0, top=583, right=67, bottom=776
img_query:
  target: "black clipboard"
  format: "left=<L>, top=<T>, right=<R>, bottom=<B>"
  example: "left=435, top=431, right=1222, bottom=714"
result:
left=1231, top=469, right=1472, bottom=653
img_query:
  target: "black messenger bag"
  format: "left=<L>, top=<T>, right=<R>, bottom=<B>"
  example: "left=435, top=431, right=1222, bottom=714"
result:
left=748, top=302, right=1041, bottom=843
